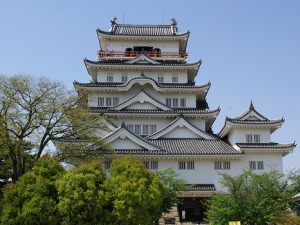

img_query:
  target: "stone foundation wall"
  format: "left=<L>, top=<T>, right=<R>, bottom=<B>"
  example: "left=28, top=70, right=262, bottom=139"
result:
left=159, top=206, right=181, bottom=225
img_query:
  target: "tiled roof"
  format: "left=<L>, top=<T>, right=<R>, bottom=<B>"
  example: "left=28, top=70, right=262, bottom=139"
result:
left=226, top=118, right=284, bottom=125
left=74, top=75, right=209, bottom=89
left=56, top=138, right=241, bottom=156
left=89, top=108, right=219, bottom=115
left=149, top=139, right=241, bottom=155
left=187, top=184, right=216, bottom=192
left=234, top=102, right=268, bottom=120
left=236, top=142, right=296, bottom=149
left=97, top=24, right=188, bottom=36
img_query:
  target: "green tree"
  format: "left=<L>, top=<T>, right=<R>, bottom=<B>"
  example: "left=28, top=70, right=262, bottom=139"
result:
left=102, top=156, right=167, bottom=225
left=0, top=154, right=65, bottom=225
left=0, top=74, right=109, bottom=184
left=206, top=170, right=292, bottom=225
left=287, top=169, right=300, bottom=215
left=56, top=161, right=106, bottom=225
left=156, top=168, right=189, bottom=213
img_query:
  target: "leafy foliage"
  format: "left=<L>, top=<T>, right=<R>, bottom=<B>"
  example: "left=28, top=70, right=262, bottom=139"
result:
left=0, top=74, right=110, bottom=188
left=156, top=168, right=189, bottom=213
left=206, top=170, right=293, bottom=225
left=101, top=156, right=167, bottom=225
left=0, top=154, right=65, bottom=225
left=56, top=161, right=106, bottom=225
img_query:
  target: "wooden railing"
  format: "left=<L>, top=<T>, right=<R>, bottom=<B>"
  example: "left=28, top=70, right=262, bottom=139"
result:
left=97, top=51, right=188, bottom=59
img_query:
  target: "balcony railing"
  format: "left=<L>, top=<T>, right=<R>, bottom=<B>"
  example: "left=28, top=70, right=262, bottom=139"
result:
left=97, top=51, right=188, bottom=59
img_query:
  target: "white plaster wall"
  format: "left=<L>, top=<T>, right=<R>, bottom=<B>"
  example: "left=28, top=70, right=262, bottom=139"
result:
left=96, top=70, right=188, bottom=83
left=110, top=137, right=142, bottom=149
left=228, top=128, right=271, bottom=145
left=162, top=127, right=202, bottom=138
left=186, top=118, right=206, bottom=131
left=106, top=40, right=179, bottom=53
left=147, top=153, right=283, bottom=191
left=126, top=102, right=159, bottom=110
left=88, top=86, right=197, bottom=108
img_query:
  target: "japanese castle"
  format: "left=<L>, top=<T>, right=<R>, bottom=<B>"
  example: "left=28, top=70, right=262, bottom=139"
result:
left=71, top=18, right=295, bottom=223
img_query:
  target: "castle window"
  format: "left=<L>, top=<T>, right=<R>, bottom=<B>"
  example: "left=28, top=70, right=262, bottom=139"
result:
left=107, top=73, right=113, bottom=82
left=106, top=97, right=112, bottom=106
left=142, top=161, right=158, bottom=170
left=246, top=134, right=261, bottom=143
left=214, top=161, right=231, bottom=170
left=249, top=161, right=264, bottom=170
left=187, top=161, right=195, bottom=170
left=172, top=76, right=178, bottom=83
left=112, top=97, right=119, bottom=106
left=127, top=125, right=134, bottom=132
left=179, top=161, right=186, bottom=170
left=166, top=98, right=172, bottom=107
left=150, top=125, right=156, bottom=134
left=172, top=98, right=178, bottom=107
left=134, top=125, right=141, bottom=134
left=142, top=125, right=149, bottom=135
left=180, top=98, right=186, bottom=107
left=158, top=75, right=164, bottom=83
left=254, top=134, right=260, bottom=143
left=121, top=74, right=128, bottom=82
left=246, top=134, right=253, bottom=143
left=98, top=97, right=105, bottom=106
left=104, top=161, right=112, bottom=170
left=179, top=161, right=195, bottom=170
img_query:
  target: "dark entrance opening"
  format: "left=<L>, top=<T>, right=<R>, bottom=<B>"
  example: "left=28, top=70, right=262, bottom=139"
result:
left=178, top=197, right=208, bottom=223
left=133, top=46, right=153, bottom=54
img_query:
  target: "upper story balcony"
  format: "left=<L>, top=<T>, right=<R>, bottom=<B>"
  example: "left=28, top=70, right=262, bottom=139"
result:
left=96, top=50, right=188, bottom=61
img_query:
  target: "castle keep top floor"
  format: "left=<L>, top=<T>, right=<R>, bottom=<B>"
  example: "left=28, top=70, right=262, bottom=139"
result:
left=96, top=18, right=190, bottom=63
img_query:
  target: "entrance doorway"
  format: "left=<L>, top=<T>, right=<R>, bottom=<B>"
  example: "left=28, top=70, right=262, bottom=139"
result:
left=178, top=197, right=208, bottom=223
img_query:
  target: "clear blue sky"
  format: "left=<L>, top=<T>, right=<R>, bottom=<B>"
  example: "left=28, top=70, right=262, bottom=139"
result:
left=1, top=0, right=299, bottom=171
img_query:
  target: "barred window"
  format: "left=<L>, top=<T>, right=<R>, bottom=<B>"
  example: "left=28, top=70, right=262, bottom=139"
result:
left=254, top=134, right=260, bottom=143
left=187, top=161, right=194, bottom=170
left=180, top=98, right=186, bottom=107
left=98, top=97, right=105, bottom=106
left=142, top=125, right=149, bottom=135
left=104, top=161, right=112, bottom=170
left=112, top=97, right=119, bottom=106
left=246, top=134, right=253, bottom=143
left=214, top=161, right=230, bottom=170
left=172, top=76, right=178, bottom=83
left=166, top=98, right=172, bottom=107
left=127, top=125, right=134, bottom=132
left=158, top=76, right=164, bottom=83
left=249, top=161, right=257, bottom=170
left=214, top=161, right=222, bottom=170
left=107, top=73, right=113, bottom=82
left=134, top=125, right=141, bottom=134
left=142, top=161, right=158, bottom=170
left=121, top=74, right=128, bottom=82
left=172, top=98, right=178, bottom=107
left=106, top=97, right=112, bottom=106
left=179, top=161, right=186, bottom=170
left=150, top=125, right=156, bottom=134
left=257, top=161, right=264, bottom=170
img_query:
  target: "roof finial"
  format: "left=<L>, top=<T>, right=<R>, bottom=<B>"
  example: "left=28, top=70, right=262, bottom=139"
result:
left=141, top=71, right=145, bottom=77
left=110, top=16, right=118, bottom=26
left=121, top=121, right=126, bottom=128
left=170, top=18, right=177, bottom=26
left=250, top=100, right=254, bottom=110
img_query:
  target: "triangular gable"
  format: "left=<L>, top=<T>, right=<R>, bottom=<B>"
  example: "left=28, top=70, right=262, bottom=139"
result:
left=147, top=117, right=216, bottom=140
left=105, top=125, right=161, bottom=150
left=91, top=119, right=117, bottom=137
left=236, top=102, right=268, bottom=121
left=124, top=54, right=161, bottom=65
left=109, top=89, right=171, bottom=111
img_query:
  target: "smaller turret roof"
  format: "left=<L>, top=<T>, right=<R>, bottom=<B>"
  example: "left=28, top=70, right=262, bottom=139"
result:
left=219, top=102, right=284, bottom=138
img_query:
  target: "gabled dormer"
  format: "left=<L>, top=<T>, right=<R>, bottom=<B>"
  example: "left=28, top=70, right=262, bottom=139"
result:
left=219, top=102, right=284, bottom=145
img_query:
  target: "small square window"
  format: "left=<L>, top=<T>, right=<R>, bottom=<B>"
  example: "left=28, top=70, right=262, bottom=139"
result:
left=107, top=73, right=113, bottom=82
left=172, top=76, right=178, bottom=83
left=121, top=74, right=128, bottom=82
left=158, top=76, right=164, bottom=82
